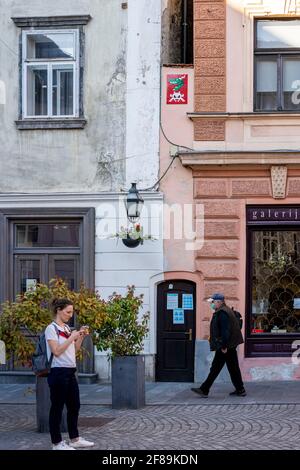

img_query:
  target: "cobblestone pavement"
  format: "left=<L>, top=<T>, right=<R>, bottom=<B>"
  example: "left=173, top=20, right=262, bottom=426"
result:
left=1, top=403, right=300, bottom=450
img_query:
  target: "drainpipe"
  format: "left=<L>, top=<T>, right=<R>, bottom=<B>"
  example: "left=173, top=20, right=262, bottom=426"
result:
left=181, top=0, right=188, bottom=64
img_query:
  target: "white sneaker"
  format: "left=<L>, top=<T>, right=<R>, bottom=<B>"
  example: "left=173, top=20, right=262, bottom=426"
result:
left=52, top=440, right=76, bottom=450
left=70, top=437, right=95, bottom=448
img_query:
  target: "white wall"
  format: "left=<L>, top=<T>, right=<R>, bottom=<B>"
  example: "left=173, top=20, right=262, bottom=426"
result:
left=125, top=0, right=161, bottom=189
left=0, top=193, right=164, bottom=381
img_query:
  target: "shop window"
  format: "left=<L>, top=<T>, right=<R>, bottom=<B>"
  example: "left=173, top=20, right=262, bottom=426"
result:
left=255, top=19, right=300, bottom=111
left=251, top=230, right=300, bottom=335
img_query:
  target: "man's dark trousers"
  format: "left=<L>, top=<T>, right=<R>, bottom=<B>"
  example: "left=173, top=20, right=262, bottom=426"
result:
left=201, top=348, right=244, bottom=394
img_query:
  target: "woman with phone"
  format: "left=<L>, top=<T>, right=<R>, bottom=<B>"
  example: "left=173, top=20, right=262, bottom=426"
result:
left=45, top=298, right=95, bottom=450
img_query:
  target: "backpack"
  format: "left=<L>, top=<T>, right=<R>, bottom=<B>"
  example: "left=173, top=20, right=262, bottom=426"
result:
left=32, top=324, right=59, bottom=377
left=232, top=308, right=243, bottom=329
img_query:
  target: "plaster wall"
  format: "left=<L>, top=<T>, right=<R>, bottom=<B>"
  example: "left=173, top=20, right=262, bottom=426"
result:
left=0, top=0, right=160, bottom=193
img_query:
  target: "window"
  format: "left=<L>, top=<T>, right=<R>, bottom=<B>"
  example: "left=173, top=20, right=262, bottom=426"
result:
left=161, top=0, right=193, bottom=65
left=22, top=30, right=79, bottom=118
left=250, top=230, right=300, bottom=336
left=0, top=207, right=95, bottom=305
left=246, top=206, right=300, bottom=357
left=255, top=19, right=300, bottom=111
left=16, top=223, right=80, bottom=248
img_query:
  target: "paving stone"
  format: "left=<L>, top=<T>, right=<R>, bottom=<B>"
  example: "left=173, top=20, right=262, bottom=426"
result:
left=0, top=403, right=300, bottom=450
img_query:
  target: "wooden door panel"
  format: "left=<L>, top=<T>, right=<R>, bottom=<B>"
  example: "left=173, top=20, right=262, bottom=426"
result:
left=156, top=280, right=196, bottom=382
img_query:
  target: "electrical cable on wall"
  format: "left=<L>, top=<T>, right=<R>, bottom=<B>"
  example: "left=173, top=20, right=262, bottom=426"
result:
left=139, top=154, right=178, bottom=191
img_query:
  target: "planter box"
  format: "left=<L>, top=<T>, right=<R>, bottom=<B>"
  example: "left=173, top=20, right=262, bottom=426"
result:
left=112, top=355, right=145, bottom=409
left=36, top=376, right=67, bottom=433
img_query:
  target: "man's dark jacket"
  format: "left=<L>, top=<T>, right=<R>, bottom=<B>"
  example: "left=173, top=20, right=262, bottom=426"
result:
left=209, top=304, right=244, bottom=351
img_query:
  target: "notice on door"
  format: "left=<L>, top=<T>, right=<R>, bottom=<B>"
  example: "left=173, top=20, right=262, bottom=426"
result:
left=26, top=279, right=37, bottom=292
left=167, top=293, right=178, bottom=310
left=173, top=308, right=185, bottom=324
left=182, top=294, right=193, bottom=310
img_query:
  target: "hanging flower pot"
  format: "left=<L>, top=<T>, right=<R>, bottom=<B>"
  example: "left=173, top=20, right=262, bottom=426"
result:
left=122, top=236, right=141, bottom=248
left=110, top=223, right=156, bottom=248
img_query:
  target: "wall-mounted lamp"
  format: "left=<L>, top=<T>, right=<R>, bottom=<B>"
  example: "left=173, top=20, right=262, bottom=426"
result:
left=125, top=183, right=144, bottom=223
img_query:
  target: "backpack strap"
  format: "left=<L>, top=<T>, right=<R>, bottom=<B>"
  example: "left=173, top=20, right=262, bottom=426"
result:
left=52, top=322, right=60, bottom=338
left=49, top=323, right=60, bottom=368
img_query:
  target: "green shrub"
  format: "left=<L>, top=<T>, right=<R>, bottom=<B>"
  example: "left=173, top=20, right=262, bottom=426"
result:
left=95, top=286, right=149, bottom=358
left=0, top=278, right=106, bottom=365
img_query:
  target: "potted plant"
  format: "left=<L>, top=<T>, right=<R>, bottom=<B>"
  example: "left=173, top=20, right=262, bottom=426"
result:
left=95, top=286, right=149, bottom=409
left=112, top=223, right=155, bottom=248
left=0, top=278, right=106, bottom=432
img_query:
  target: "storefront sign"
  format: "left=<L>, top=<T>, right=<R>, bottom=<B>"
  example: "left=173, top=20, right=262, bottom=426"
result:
left=166, top=74, right=188, bottom=104
left=247, top=206, right=300, bottom=224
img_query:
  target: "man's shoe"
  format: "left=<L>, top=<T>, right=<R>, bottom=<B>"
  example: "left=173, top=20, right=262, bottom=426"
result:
left=191, top=387, right=208, bottom=397
left=229, top=389, right=247, bottom=397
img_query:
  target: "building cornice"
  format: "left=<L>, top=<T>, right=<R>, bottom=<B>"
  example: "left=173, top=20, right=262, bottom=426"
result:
left=179, top=150, right=300, bottom=169
left=11, top=15, right=92, bottom=27
left=187, top=112, right=300, bottom=121
left=0, top=192, right=163, bottom=205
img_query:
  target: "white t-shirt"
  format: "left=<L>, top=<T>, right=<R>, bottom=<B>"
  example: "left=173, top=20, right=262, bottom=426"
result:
left=45, top=322, right=76, bottom=368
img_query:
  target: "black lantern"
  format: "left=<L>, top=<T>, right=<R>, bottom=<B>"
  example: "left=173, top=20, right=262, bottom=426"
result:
left=125, top=183, right=144, bottom=223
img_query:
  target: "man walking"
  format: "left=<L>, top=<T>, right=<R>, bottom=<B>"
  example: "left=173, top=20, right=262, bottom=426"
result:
left=191, top=293, right=246, bottom=397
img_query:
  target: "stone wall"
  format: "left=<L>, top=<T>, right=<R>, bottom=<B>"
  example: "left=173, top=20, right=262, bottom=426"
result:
left=194, top=0, right=226, bottom=141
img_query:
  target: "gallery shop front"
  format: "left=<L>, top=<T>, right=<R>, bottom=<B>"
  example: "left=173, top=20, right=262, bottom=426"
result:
left=231, top=204, right=300, bottom=381
left=246, top=206, right=300, bottom=361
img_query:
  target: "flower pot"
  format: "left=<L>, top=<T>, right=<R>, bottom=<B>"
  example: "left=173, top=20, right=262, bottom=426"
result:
left=122, top=236, right=141, bottom=248
left=112, top=355, right=145, bottom=409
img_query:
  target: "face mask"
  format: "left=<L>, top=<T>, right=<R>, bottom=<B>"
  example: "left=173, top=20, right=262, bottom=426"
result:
left=210, top=303, right=216, bottom=310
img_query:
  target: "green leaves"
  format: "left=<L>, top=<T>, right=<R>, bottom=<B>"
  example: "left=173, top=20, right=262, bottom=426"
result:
left=0, top=278, right=107, bottom=365
left=0, top=280, right=148, bottom=364
left=94, top=286, right=149, bottom=358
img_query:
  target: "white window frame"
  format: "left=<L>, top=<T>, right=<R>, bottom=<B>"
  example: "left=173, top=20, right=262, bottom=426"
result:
left=22, top=29, right=80, bottom=119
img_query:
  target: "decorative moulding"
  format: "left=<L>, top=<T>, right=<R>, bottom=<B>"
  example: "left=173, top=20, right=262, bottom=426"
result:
left=179, top=151, right=300, bottom=169
left=11, top=15, right=92, bottom=27
left=187, top=112, right=300, bottom=121
left=271, top=166, right=287, bottom=199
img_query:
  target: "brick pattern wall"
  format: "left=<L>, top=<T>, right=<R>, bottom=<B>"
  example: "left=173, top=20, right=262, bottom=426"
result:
left=194, top=0, right=226, bottom=141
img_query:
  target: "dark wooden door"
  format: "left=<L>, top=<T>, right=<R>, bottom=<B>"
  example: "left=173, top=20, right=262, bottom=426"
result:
left=156, top=280, right=196, bottom=382
left=12, top=254, right=87, bottom=372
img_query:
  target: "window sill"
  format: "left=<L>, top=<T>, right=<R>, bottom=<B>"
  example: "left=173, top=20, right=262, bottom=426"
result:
left=15, top=118, right=87, bottom=130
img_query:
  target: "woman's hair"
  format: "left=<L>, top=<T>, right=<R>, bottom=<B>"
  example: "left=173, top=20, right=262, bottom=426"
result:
left=52, top=298, right=73, bottom=315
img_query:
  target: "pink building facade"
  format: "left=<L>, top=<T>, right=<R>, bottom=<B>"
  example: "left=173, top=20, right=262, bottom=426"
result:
left=159, top=0, right=300, bottom=382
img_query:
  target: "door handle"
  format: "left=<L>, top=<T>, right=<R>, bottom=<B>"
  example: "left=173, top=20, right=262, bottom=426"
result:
left=185, top=328, right=192, bottom=341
